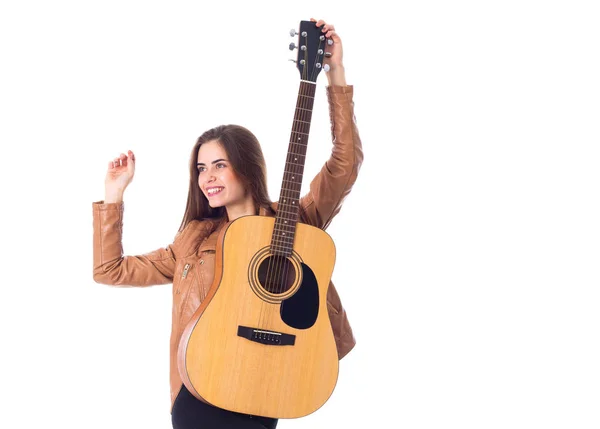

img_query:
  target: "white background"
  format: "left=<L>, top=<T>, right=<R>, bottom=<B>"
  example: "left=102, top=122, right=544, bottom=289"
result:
left=1, top=0, right=599, bottom=428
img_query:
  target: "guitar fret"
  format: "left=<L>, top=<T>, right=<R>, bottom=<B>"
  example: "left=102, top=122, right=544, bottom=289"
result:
left=280, top=196, right=300, bottom=203
left=277, top=205, right=300, bottom=212
left=272, top=236, right=295, bottom=242
left=272, top=80, right=314, bottom=247
left=287, top=148, right=306, bottom=153
left=273, top=233, right=296, bottom=238
left=278, top=205, right=299, bottom=212
left=273, top=232, right=296, bottom=237
left=274, top=224, right=296, bottom=230
left=270, top=243, right=293, bottom=251
left=277, top=203, right=299, bottom=210
left=283, top=171, right=302, bottom=182
left=274, top=227, right=296, bottom=231
left=277, top=208, right=300, bottom=215
left=278, top=202, right=300, bottom=209
left=280, top=182, right=302, bottom=188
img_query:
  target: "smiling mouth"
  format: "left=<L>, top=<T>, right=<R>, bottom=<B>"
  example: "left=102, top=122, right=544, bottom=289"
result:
left=207, top=187, right=224, bottom=197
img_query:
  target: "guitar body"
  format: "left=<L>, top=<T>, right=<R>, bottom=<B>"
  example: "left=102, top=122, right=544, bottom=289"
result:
left=177, top=215, right=339, bottom=418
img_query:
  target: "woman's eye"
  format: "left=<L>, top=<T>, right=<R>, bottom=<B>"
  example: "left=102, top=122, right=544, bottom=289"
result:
left=216, top=163, right=226, bottom=169
left=197, top=167, right=206, bottom=173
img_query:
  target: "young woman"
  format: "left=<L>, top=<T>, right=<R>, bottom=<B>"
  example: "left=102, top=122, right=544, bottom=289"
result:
left=92, top=18, right=363, bottom=429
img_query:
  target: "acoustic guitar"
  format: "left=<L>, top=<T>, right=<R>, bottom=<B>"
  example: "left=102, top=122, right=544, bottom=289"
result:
left=177, top=20, right=338, bottom=419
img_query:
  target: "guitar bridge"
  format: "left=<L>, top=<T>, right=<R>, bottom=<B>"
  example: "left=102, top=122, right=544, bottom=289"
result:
left=237, top=326, right=296, bottom=346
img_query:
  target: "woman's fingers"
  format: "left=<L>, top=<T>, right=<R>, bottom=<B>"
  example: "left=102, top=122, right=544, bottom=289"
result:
left=126, top=150, right=135, bottom=173
left=326, top=31, right=341, bottom=45
left=322, top=24, right=335, bottom=33
left=110, top=151, right=135, bottom=169
left=310, top=17, right=332, bottom=31
left=310, top=18, right=337, bottom=45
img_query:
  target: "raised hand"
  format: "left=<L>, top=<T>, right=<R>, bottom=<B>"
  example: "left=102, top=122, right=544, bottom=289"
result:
left=104, top=150, right=135, bottom=203
left=310, top=18, right=346, bottom=86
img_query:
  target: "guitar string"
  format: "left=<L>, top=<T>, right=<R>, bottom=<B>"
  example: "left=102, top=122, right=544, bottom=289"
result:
left=273, top=35, right=307, bottom=299
left=273, top=36, right=323, bottom=321
left=268, top=61, right=307, bottom=322
left=259, top=41, right=304, bottom=329
left=262, top=30, right=322, bottom=333
left=266, top=33, right=321, bottom=329
left=262, top=46, right=307, bottom=328
left=272, top=55, right=317, bottom=330
left=274, top=36, right=322, bottom=300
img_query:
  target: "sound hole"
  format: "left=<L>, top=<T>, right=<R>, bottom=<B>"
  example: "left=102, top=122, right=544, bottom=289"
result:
left=257, top=255, right=296, bottom=294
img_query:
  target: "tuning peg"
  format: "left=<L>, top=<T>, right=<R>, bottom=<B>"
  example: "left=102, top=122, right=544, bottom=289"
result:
left=289, top=29, right=298, bottom=37
left=289, top=42, right=297, bottom=51
left=323, top=64, right=330, bottom=72
left=325, top=52, right=332, bottom=58
left=327, top=39, right=334, bottom=46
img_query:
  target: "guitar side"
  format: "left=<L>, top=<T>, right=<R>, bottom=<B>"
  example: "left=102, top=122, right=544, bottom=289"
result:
left=177, top=215, right=339, bottom=419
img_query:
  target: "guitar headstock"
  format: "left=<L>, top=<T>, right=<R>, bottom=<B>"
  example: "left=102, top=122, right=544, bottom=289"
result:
left=289, top=20, right=331, bottom=82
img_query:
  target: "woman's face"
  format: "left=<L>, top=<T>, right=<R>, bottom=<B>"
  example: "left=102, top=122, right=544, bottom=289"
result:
left=196, top=140, right=254, bottom=220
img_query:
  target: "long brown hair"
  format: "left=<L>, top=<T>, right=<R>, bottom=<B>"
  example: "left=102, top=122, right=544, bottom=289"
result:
left=178, top=124, right=274, bottom=232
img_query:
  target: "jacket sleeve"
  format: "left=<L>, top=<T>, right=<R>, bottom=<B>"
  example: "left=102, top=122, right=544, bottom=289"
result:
left=92, top=200, right=186, bottom=287
left=299, top=85, right=363, bottom=230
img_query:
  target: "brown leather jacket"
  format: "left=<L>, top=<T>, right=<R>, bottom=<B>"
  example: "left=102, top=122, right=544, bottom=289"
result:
left=92, top=85, right=363, bottom=411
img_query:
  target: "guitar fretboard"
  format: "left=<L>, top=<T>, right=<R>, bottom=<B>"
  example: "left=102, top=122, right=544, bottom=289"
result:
left=270, top=81, right=317, bottom=256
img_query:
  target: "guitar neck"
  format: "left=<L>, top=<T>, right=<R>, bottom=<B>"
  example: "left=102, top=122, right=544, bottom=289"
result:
left=271, top=80, right=317, bottom=256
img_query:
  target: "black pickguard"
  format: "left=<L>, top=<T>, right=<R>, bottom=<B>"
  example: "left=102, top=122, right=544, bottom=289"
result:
left=280, top=263, right=319, bottom=329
